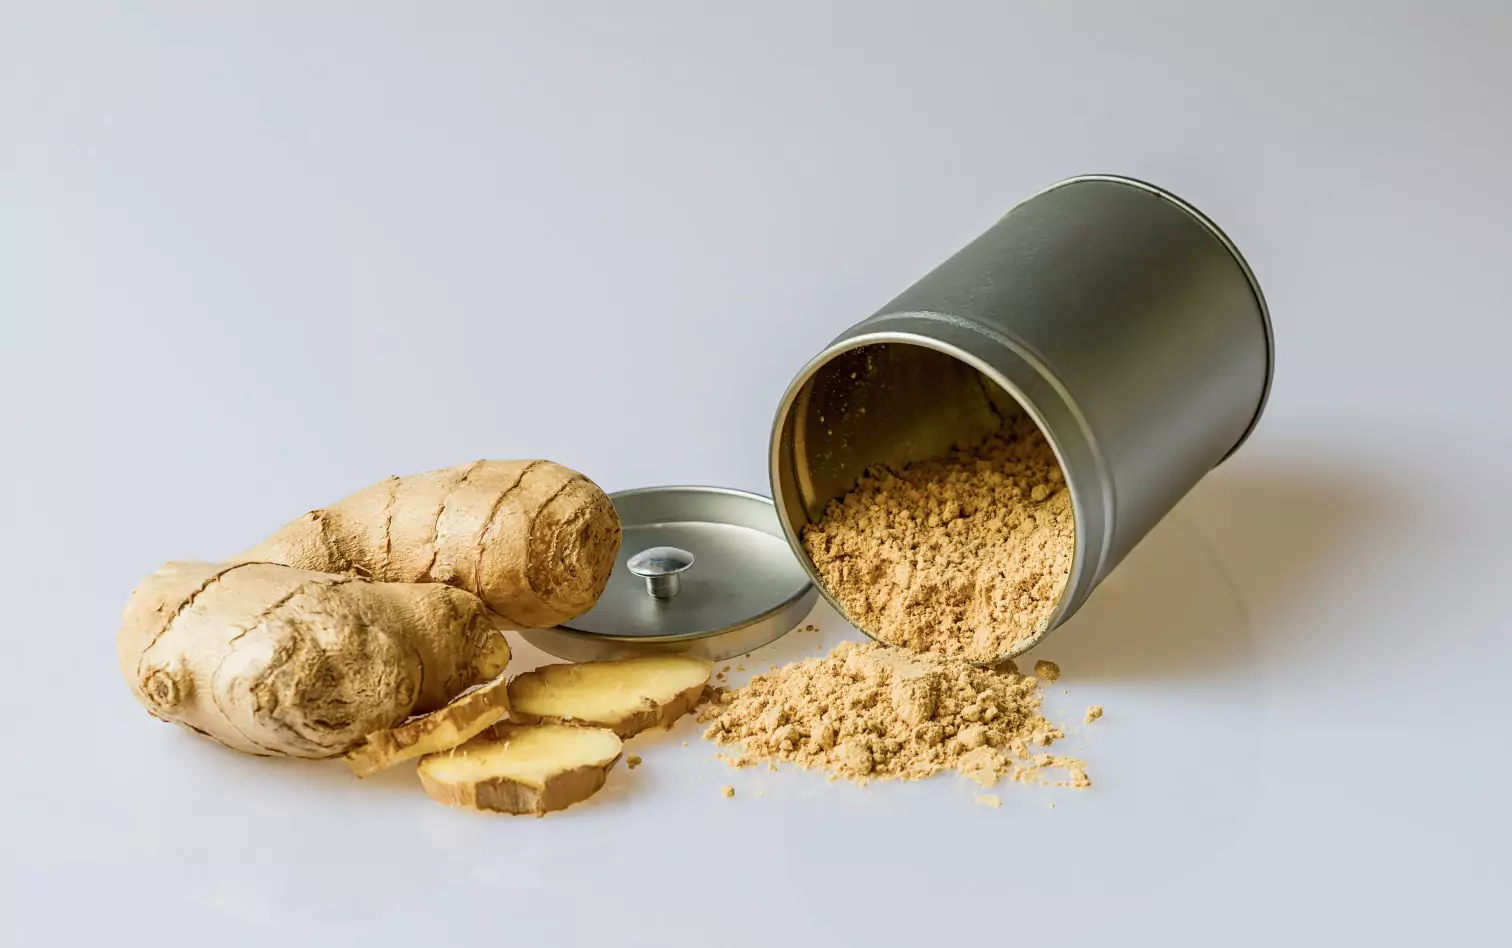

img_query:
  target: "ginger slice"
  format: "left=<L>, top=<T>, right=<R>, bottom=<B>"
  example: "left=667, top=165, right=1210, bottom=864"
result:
left=418, top=724, right=622, bottom=815
left=508, top=655, right=712, bottom=738
left=344, top=671, right=511, bottom=777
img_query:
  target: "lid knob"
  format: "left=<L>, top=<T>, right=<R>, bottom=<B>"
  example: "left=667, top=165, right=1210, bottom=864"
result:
left=626, top=546, right=695, bottom=599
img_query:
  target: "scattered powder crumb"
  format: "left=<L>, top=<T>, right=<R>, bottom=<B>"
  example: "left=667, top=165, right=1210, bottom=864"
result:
left=753, top=789, right=767, bottom=797
left=721, top=666, right=731, bottom=673
left=801, top=413, right=1074, bottom=661
left=681, top=741, right=688, bottom=747
left=1012, top=753, right=1092, bottom=788
left=1084, top=705, right=1103, bottom=723
left=1034, top=660, right=1060, bottom=682
left=975, top=794, right=1002, bottom=809
left=721, top=785, right=735, bottom=798
left=626, top=754, right=642, bottom=770
left=699, top=641, right=1084, bottom=792
left=737, top=665, right=745, bottom=672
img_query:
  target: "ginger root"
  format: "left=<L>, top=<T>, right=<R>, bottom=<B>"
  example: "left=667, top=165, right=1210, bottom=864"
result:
left=418, top=723, right=623, bottom=815
left=508, top=655, right=711, bottom=737
left=117, top=460, right=621, bottom=759
left=238, top=459, right=620, bottom=628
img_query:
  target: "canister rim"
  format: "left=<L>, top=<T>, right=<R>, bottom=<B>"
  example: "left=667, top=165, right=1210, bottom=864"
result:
left=767, top=329, right=1101, bottom=658
left=1023, top=174, right=1275, bottom=462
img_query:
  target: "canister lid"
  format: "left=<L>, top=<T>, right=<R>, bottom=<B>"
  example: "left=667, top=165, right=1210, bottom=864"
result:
left=519, top=486, right=817, bottom=663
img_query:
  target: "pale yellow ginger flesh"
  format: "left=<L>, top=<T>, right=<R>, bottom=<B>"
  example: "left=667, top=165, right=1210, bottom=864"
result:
left=344, top=670, right=513, bottom=777
left=419, top=723, right=623, bottom=815
left=117, top=460, right=621, bottom=759
left=508, top=655, right=712, bottom=738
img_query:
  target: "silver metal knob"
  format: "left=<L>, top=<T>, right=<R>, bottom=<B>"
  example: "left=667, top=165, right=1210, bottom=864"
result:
left=627, top=546, right=695, bottom=599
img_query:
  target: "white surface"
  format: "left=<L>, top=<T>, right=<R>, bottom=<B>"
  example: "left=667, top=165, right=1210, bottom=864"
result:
left=2, top=3, right=1509, bottom=945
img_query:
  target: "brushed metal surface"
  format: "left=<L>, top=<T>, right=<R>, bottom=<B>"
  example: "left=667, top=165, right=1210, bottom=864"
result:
left=770, top=175, right=1272, bottom=659
left=523, top=486, right=816, bottom=663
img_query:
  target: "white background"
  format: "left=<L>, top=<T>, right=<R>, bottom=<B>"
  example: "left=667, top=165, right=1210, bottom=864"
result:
left=3, top=2, right=1509, bottom=945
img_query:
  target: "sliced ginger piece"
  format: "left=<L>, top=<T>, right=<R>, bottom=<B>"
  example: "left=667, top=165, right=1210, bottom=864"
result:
left=344, top=671, right=511, bottom=777
left=508, top=655, right=712, bottom=738
left=418, top=723, right=622, bottom=815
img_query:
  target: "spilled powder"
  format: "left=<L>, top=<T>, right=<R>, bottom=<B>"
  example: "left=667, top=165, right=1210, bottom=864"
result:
left=801, top=413, right=1075, bottom=661
left=1084, top=705, right=1103, bottom=724
left=699, top=641, right=1088, bottom=790
left=1015, top=754, right=1091, bottom=788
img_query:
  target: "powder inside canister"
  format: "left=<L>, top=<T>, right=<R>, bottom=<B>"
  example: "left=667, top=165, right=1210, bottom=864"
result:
left=801, top=413, right=1074, bottom=662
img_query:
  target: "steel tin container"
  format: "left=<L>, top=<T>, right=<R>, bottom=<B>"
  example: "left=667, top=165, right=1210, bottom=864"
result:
left=769, top=175, right=1272, bottom=657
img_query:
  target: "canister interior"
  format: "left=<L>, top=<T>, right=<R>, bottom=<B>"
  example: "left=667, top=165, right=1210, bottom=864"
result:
left=776, top=342, right=1044, bottom=519
left=771, top=340, right=1080, bottom=653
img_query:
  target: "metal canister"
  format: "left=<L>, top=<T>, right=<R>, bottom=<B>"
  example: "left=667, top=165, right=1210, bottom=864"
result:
left=769, top=175, right=1273, bottom=656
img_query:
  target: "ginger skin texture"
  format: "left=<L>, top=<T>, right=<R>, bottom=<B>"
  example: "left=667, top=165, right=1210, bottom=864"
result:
left=117, top=460, right=621, bottom=759
left=237, top=458, right=620, bottom=628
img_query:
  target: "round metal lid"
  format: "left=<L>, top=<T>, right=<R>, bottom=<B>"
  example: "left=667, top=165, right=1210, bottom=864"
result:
left=520, top=486, right=817, bottom=663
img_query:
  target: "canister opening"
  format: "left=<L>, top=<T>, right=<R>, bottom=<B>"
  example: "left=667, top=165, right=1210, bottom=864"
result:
left=771, top=339, right=1080, bottom=660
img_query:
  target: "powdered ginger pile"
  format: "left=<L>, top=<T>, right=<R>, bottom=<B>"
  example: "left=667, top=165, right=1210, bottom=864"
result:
left=700, top=641, right=1088, bottom=789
